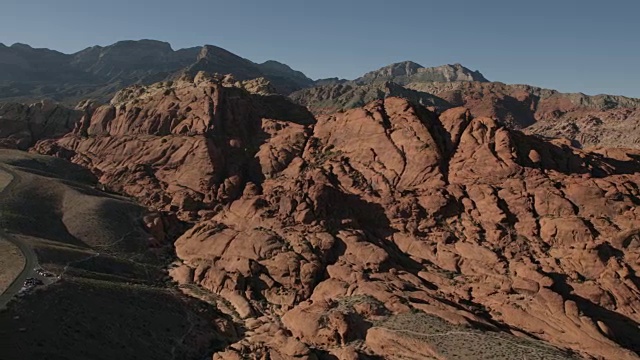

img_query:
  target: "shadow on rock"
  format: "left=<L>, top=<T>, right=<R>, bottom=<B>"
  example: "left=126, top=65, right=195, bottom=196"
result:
left=547, top=272, right=640, bottom=355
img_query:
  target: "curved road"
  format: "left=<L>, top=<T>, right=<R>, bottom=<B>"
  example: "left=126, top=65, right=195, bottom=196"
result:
left=0, top=165, right=40, bottom=309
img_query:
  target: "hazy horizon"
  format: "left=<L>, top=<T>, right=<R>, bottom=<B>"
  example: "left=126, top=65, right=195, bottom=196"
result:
left=1, top=0, right=639, bottom=97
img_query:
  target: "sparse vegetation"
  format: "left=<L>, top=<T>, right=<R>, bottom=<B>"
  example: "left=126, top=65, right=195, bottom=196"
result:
left=0, top=151, right=234, bottom=360
left=374, top=312, right=579, bottom=359
left=0, top=278, right=230, bottom=360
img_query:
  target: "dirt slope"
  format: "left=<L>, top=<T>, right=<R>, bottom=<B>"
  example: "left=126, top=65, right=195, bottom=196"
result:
left=0, top=150, right=236, bottom=360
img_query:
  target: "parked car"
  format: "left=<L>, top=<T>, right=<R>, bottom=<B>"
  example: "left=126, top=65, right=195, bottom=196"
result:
left=34, top=267, right=54, bottom=277
left=23, top=278, right=43, bottom=287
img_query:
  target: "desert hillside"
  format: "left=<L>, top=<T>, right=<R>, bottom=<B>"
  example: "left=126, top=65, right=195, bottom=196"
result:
left=0, top=150, right=236, bottom=360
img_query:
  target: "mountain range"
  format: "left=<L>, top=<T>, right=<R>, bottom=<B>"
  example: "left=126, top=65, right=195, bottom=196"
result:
left=0, top=40, right=489, bottom=103
left=1, top=39, right=640, bottom=360
left=2, top=39, right=640, bottom=150
left=0, top=39, right=314, bottom=103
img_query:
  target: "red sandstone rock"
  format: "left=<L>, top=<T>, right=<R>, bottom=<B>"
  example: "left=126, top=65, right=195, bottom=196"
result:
left=32, top=83, right=640, bottom=360
left=0, top=100, right=82, bottom=149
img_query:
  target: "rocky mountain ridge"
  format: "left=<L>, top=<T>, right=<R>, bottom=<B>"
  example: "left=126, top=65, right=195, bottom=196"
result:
left=0, top=40, right=490, bottom=105
left=356, top=61, right=489, bottom=84
left=0, top=40, right=314, bottom=104
left=3, top=37, right=640, bottom=149
left=291, top=79, right=640, bottom=149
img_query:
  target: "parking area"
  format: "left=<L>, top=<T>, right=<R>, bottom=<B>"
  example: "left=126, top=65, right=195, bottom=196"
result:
left=17, top=268, right=56, bottom=297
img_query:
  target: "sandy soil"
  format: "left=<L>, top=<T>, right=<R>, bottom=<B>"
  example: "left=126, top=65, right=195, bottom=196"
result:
left=0, top=170, right=11, bottom=190
left=0, top=239, right=25, bottom=294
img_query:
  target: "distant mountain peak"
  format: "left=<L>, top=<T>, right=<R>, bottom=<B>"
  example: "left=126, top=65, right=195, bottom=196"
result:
left=260, top=60, right=293, bottom=68
left=0, top=39, right=316, bottom=104
left=109, top=39, right=174, bottom=50
left=259, top=60, right=307, bottom=77
left=257, top=60, right=313, bottom=88
left=10, top=43, right=33, bottom=50
left=388, top=60, right=424, bottom=68
left=356, top=61, right=488, bottom=84
left=358, top=61, right=424, bottom=81
left=417, top=63, right=488, bottom=82
left=195, top=44, right=257, bottom=65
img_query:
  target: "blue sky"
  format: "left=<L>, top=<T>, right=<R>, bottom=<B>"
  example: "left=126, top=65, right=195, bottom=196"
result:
left=1, top=0, right=639, bottom=96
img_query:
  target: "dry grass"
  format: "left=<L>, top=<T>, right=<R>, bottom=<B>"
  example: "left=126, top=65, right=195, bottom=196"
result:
left=0, top=278, right=231, bottom=360
left=1, top=171, right=148, bottom=254
left=0, top=239, right=24, bottom=293
left=374, top=312, right=579, bottom=360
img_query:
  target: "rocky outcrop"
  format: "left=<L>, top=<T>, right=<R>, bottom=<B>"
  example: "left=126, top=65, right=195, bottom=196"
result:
left=33, top=85, right=640, bottom=359
left=408, top=81, right=640, bottom=130
left=34, top=73, right=314, bottom=217
left=525, top=108, right=640, bottom=149
left=181, top=45, right=265, bottom=83
left=0, top=100, right=82, bottom=149
left=291, top=79, right=640, bottom=149
left=289, top=81, right=450, bottom=114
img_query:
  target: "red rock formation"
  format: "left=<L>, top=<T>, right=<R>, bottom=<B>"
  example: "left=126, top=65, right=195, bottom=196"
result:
left=292, top=80, right=640, bottom=149
left=0, top=100, right=83, bottom=149
left=34, top=80, right=640, bottom=359
left=35, top=73, right=314, bottom=217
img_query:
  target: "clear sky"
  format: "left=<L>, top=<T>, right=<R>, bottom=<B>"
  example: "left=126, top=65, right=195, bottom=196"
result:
left=1, top=0, right=639, bottom=97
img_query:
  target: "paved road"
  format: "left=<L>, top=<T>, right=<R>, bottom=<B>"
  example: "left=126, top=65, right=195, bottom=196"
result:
left=0, top=165, right=40, bottom=310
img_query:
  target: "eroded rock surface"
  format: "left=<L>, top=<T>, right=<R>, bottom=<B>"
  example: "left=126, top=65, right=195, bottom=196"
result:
left=34, top=81, right=640, bottom=359
left=292, top=80, right=640, bottom=149
left=0, top=100, right=83, bottom=149
left=35, top=73, right=314, bottom=217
